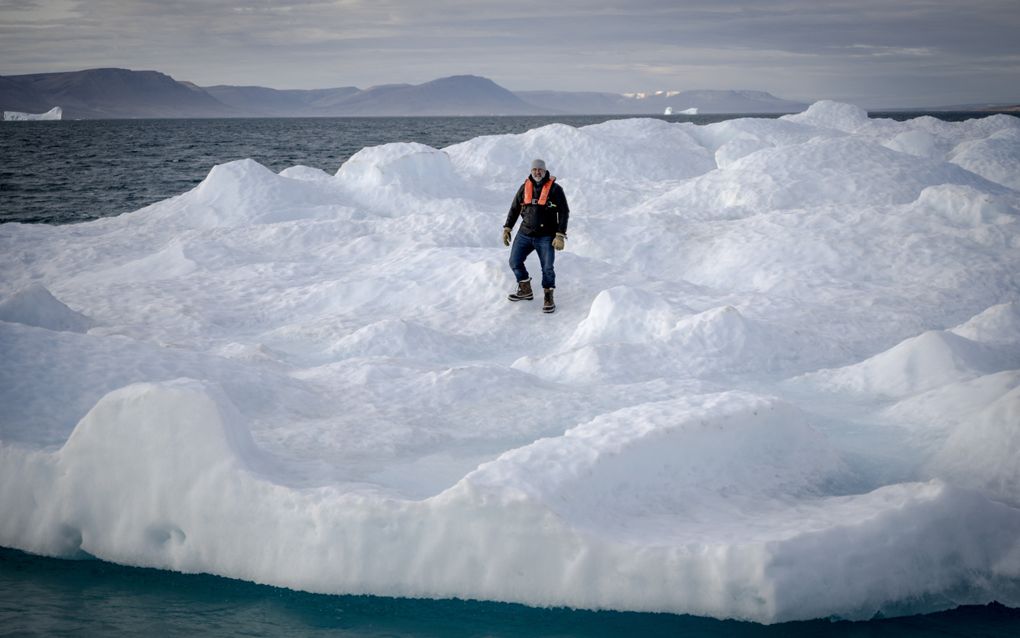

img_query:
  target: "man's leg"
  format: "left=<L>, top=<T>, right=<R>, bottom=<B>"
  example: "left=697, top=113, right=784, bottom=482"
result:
left=534, top=235, right=556, bottom=290
left=509, top=232, right=534, bottom=283
left=534, top=236, right=557, bottom=313
left=508, top=233, right=535, bottom=301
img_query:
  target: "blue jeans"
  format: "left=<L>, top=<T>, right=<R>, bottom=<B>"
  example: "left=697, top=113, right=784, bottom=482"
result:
left=509, top=232, right=555, bottom=289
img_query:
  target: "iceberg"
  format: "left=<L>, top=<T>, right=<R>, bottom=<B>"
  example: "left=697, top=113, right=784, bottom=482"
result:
left=3, top=106, right=62, bottom=121
left=1, top=102, right=1019, bottom=624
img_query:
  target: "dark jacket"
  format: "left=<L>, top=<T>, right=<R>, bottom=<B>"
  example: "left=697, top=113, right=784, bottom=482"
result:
left=504, top=175, right=570, bottom=238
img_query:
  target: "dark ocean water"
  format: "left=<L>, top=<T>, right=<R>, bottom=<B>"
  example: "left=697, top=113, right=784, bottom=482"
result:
left=3, top=548, right=1019, bottom=638
left=0, top=114, right=692, bottom=224
left=2, top=112, right=1015, bottom=225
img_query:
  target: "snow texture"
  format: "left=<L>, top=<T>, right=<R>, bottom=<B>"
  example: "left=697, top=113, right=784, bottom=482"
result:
left=0, top=284, right=92, bottom=333
left=2, top=102, right=1020, bottom=624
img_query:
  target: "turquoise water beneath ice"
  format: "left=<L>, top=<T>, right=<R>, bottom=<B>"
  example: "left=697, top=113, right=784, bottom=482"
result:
left=2, top=548, right=1019, bottom=637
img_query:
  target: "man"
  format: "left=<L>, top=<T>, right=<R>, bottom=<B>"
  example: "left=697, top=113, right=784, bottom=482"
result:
left=502, top=159, right=570, bottom=314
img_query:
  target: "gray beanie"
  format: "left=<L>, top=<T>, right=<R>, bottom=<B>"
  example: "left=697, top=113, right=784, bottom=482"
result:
left=530, top=159, right=547, bottom=170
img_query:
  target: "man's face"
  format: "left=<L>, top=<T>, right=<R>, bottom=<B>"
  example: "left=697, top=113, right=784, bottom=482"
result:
left=531, top=167, right=546, bottom=180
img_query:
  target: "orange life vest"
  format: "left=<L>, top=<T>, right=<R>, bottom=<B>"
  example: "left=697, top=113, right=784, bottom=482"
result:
left=523, top=176, right=555, bottom=206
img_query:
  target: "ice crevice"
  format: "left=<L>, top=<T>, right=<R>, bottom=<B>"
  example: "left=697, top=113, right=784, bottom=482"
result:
left=1, top=101, right=1020, bottom=623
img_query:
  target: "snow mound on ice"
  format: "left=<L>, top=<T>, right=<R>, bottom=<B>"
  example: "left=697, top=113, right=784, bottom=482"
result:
left=565, top=286, right=675, bottom=347
left=88, top=240, right=198, bottom=283
left=931, top=384, right=1020, bottom=506
left=0, top=379, right=270, bottom=558
left=60, top=379, right=266, bottom=476
left=671, top=306, right=778, bottom=373
left=883, top=129, right=946, bottom=158
left=781, top=100, right=870, bottom=132
left=732, top=137, right=991, bottom=207
left=913, top=184, right=1017, bottom=227
left=279, top=165, right=331, bottom=181
left=510, top=341, right=654, bottom=384
left=714, top=136, right=773, bottom=168
left=329, top=318, right=475, bottom=362
left=337, top=142, right=468, bottom=197
left=164, top=159, right=341, bottom=228
left=515, top=304, right=779, bottom=382
left=796, top=330, right=1004, bottom=399
left=951, top=301, right=1020, bottom=346
left=658, top=137, right=994, bottom=232
left=875, top=368, right=1020, bottom=505
left=949, top=126, right=1020, bottom=189
left=444, top=118, right=715, bottom=186
left=464, top=392, right=848, bottom=536
left=0, top=284, right=92, bottom=333
left=689, top=116, right=825, bottom=154
left=883, top=370, right=1020, bottom=434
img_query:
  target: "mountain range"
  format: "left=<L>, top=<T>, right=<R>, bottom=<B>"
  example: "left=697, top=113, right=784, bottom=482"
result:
left=0, top=68, right=816, bottom=119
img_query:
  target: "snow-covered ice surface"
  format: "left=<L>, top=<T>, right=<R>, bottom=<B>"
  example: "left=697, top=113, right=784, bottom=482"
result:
left=2, top=101, right=1020, bottom=624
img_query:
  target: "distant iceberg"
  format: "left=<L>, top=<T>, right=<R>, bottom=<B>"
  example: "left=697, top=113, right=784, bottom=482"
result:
left=664, top=106, right=698, bottom=115
left=3, top=106, right=62, bottom=121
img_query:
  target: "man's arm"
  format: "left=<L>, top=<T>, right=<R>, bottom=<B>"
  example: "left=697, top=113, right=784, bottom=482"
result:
left=504, top=183, right=525, bottom=229
left=554, top=184, right=570, bottom=235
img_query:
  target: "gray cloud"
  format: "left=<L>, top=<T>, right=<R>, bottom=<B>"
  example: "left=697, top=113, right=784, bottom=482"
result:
left=1, top=0, right=1018, bottom=107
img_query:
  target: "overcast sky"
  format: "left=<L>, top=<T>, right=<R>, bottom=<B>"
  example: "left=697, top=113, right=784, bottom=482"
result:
left=2, top=0, right=1019, bottom=108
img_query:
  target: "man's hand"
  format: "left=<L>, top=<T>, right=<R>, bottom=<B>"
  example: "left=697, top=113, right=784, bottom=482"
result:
left=502, top=227, right=512, bottom=246
left=552, top=233, right=566, bottom=251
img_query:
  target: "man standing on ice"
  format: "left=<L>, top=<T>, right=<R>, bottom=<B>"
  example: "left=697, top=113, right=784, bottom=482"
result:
left=502, top=159, right=570, bottom=314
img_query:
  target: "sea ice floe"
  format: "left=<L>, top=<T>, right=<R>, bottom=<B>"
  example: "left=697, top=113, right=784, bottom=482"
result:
left=1, top=101, right=1019, bottom=623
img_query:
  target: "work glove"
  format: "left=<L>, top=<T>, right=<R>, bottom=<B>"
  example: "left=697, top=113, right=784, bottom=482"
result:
left=502, top=227, right=512, bottom=246
left=552, top=233, right=566, bottom=251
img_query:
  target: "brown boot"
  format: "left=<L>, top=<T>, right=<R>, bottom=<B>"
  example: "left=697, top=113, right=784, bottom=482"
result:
left=508, top=278, right=533, bottom=301
left=543, top=288, right=556, bottom=313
